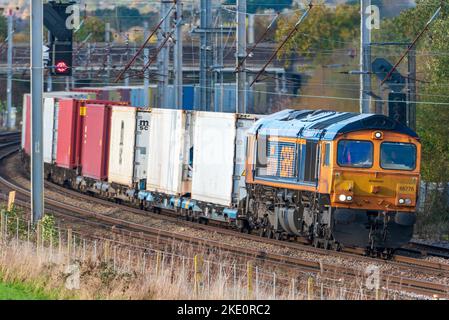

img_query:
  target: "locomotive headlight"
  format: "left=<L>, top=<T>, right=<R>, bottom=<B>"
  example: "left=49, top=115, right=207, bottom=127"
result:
left=373, top=131, right=384, bottom=140
left=339, top=194, right=347, bottom=202
left=346, top=195, right=353, bottom=201
left=398, top=198, right=405, bottom=205
left=405, top=198, right=412, bottom=205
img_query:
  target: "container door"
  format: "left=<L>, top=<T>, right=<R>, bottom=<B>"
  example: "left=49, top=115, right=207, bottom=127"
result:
left=108, top=106, right=136, bottom=186
left=232, top=118, right=257, bottom=205
left=133, top=111, right=151, bottom=188
left=146, top=109, right=185, bottom=195
left=56, top=99, right=78, bottom=169
left=81, top=104, right=111, bottom=180
left=191, top=112, right=236, bottom=206
left=43, top=98, right=55, bottom=164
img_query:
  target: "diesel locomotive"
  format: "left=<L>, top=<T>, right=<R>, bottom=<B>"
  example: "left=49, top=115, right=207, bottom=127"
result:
left=244, top=109, right=420, bottom=257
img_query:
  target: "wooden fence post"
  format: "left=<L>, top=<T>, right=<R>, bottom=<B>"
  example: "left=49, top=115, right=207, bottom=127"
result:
left=36, top=221, right=41, bottom=253
left=156, top=251, right=162, bottom=276
left=194, top=254, right=204, bottom=297
left=247, top=261, right=253, bottom=299
left=0, top=211, right=4, bottom=241
left=67, top=229, right=72, bottom=262
left=307, top=277, right=314, bottom=300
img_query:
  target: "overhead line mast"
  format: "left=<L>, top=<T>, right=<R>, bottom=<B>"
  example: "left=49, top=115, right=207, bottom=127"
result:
left=360, top=0, right=372, bottom=114
left=236, top=0, right=247, bottom=114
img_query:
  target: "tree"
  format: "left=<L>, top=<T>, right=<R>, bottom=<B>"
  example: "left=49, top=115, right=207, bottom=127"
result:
left=74, top=16, right=105, bottom=42
left=275, top=3, right=360, bottom=65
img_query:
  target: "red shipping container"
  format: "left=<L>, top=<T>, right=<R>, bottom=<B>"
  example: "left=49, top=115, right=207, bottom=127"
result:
left=55, top=99, right=83, bottom=169
left=80, top=104, right=111, bottom=180
left=23, top=94, right=31, bottom=155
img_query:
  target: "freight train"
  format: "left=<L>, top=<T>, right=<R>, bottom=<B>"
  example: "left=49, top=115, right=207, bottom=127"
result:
left=21, top=92, right=421, bottom=258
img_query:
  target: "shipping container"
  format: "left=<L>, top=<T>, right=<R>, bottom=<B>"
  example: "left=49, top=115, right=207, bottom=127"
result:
left=212, top=83, right=258, bottom=113
left=191, top=112, right=260, bottom=207
left=43, top=92, right=90, bottom=164
left=22, top=94, right=30, bottom=154
left=146, top=109, right=193, bottom=195
left=55, top=99, right=83, bottom=169
left=108, top=106, right=136, bottom=186
left=43, top=97, right=56, bottom=164
left=108, top=106, right=152, bottom=187
left=131, top=87, right=145, bottom=107
left=80, top=104, right=112, bottom=180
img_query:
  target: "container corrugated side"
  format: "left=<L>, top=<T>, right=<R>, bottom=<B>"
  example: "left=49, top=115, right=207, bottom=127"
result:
left=108, top=106, right=137, bottom=186
left=80, top=104, right=111, bottom=180
left=43, top=98, right=55, bottom=164
left=146, top=109, right=187, bottom=195
left=55, top=99, right=81, bottom=169
left=191, top=112, right=237, bottom=206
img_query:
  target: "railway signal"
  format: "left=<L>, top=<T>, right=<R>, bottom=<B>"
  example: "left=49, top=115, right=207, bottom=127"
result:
left=44, top=1, right=75, bottom=77
left=51, top=42, right=72, bottom=76
left=388, top=92, right=407, bottom=126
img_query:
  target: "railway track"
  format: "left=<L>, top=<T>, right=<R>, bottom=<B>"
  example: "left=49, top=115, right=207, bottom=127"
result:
left=1, top=143, right=449, bottom=298
left=42, top=175, right=449, bottom=276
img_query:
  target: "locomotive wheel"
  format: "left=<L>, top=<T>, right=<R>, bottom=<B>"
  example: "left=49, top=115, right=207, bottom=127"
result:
left=259, top=228, right=266, bottom=237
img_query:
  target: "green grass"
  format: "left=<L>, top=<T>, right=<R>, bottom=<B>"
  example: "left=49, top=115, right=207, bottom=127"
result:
left=0, top=281, right=53, bottom=300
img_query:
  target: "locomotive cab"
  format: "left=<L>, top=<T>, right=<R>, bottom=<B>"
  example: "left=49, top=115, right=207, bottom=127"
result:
left=326, top=130, right=421, bottom=251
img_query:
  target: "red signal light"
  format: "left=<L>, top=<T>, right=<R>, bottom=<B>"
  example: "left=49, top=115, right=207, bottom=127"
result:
left=55, top=61, right=69, bottom=74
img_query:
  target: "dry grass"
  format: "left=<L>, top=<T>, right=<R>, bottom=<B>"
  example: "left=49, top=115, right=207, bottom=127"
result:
left=0, top=205, right=413, bottom=300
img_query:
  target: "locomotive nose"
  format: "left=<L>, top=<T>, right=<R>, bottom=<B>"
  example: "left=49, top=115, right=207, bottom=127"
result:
left=333, top=171, right=418, bottom=211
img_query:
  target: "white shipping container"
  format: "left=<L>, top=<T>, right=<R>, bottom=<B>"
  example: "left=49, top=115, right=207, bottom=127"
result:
left=147, top=109, right=191, bottom=195
left=133, top=111, right=151, bottom=182
left=21, top=94, right=29, bottom=150
left=191, top=112, right=237, bottom=206
left=108, top=106, right=137, bottom=186
left=43, top=97, right=55, bottom=164
left=191, top=113, right=262, bottom=207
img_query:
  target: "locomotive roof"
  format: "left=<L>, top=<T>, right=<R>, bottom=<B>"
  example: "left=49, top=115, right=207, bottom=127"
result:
left=249, top=109, right=419, bottom=141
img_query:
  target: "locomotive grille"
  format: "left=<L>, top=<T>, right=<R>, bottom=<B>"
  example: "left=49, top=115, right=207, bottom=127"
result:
left=266, top=140, right=297, bottom=178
